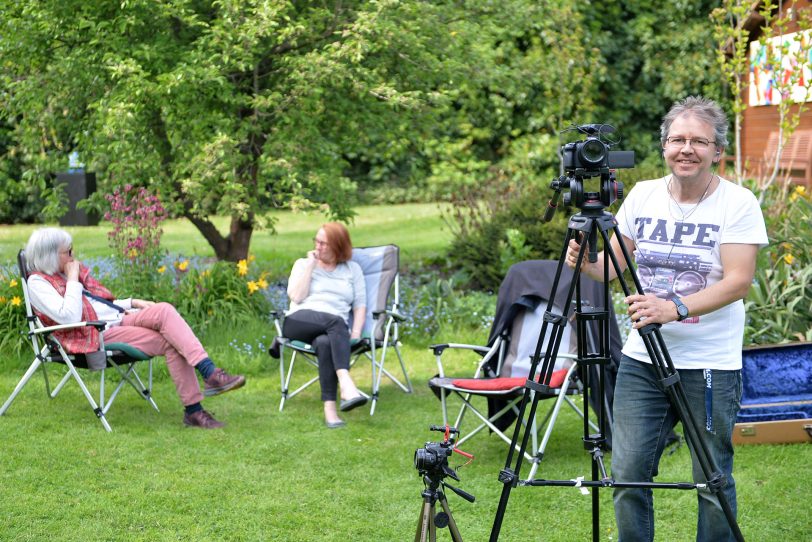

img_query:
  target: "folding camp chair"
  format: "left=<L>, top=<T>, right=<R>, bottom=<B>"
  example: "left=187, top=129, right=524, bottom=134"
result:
left=428, top=260, right=620, bottom=479
left=0, top=250, right=159, bottom=432
left=273, top=244, right=412, bottom=414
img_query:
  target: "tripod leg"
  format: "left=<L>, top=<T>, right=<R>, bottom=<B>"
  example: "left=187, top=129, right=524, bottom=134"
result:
left=439, top=494, right=464, bottom=542
left=415, top=499, right=436, bottom=542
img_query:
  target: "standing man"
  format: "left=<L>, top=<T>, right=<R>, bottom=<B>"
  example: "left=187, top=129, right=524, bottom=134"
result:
left=566, top=96, right=767, bottom=541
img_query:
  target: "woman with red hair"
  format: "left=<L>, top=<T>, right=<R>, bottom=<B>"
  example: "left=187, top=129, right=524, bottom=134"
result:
left=280, top=222, right=367, bottom=428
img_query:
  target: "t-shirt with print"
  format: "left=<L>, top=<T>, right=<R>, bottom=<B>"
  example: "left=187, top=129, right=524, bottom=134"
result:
left=615, top=176, right=768, bottom=370
left=287, top=259, right=366, bottom=325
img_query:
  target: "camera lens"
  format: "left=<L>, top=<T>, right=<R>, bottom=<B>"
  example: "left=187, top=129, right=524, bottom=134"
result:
left=579, top=139, right=606, bottom=166
left=415, top=448, right=431, bottom=470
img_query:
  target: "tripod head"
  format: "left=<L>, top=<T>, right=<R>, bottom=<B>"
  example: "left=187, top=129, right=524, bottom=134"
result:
left=414, top=424, right=476, bottom=503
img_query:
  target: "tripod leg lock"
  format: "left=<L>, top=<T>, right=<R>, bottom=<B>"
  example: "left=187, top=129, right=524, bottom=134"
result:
left=498, top=468, right=519, bottom=487
left=706, top=472, right=727, bottom=493
left=660, top=372, right=680, bottom=389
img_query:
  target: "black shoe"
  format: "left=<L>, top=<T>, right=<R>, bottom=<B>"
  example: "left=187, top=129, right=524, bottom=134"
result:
left=269, top=338, right=281, bottom=359
left=339, top=395, right=368, bottom=412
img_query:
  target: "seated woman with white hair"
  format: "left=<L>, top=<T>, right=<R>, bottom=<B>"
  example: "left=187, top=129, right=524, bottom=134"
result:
left=24, top=227, right=246, bottom=429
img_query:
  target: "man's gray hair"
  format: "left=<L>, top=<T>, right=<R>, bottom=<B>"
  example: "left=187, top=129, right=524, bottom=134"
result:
left=25, top=228, right=72, bottom=275
left=660, top=96, right=729, bottom=148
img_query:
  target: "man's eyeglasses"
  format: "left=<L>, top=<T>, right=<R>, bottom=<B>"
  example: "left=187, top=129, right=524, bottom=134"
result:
left=664, top=136, right=714, bottom=149
left=313, top=238, right=328, bottom=247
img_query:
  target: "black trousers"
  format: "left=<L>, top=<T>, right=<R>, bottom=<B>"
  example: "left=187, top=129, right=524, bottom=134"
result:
left=282, top=309, right=351, bottom=401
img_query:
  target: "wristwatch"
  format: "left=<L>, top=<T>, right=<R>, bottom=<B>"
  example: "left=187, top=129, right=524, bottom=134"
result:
left=671, top=297, right=689, bottom=321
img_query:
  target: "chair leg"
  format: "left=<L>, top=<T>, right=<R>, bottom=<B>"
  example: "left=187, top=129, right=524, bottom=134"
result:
left=0, top=357, right=42, bottom=416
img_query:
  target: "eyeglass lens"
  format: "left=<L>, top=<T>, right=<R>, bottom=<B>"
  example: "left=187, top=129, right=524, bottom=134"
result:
left=666, top=136, right=712, bottom=148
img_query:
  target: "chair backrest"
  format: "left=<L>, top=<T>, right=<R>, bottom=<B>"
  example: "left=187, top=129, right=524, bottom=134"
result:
left=486, top=260, right=621, bottom=379
left=501, top=299, right=575, bottom=379
left=350, top=244, right=399, bottom=341
left=17, top=249, right=45, bottom=353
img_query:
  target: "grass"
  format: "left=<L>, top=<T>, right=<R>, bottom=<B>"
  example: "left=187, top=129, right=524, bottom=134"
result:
left=1, top=207, right=811, bottom=541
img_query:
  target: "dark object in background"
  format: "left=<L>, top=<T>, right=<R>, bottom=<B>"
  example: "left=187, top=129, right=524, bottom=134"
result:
left=56, top=171, right=99, bottom=226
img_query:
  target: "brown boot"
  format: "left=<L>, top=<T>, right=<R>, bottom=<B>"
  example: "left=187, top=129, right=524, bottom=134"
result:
left=203, top=368, right=246, bottom=397
left=183, top=409, right=224, bottom=429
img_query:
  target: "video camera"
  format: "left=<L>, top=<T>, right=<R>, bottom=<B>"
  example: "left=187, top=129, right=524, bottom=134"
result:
left=561, top=124, right=634, bottom=176
left=544, top=124, right=634, bottom=218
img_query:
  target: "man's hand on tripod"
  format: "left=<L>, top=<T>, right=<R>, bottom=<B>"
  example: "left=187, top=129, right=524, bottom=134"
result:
left=625, top=293, right=679, bottom=329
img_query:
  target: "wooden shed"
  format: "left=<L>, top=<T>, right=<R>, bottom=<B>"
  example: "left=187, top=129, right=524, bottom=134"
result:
left=731, top=0, right=812, bottom=187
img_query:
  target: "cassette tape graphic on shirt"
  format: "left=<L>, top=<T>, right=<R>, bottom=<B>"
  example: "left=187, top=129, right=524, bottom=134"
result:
left=635, top=243, right=713, bottom=298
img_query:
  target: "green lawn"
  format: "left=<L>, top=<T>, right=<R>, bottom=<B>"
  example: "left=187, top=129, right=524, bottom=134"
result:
left=0, top=203, right=452, bottom=278
left=1, top=207, right=810, bottom=541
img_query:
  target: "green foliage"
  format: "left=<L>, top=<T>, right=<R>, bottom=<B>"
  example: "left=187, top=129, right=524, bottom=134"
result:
left=169, top=259, right=272, bottom=331
left=104, top=185, right=168, bottom=298
left=442, top=176, right=569, bottom=290
left=745, top=184, right=812, bottom=344
left=583, top=0, right=725, bottom=157
left=0, top=267, right=26, bottom=354
left=0, top=0, right=477, bottom=260
left=400, top=276, right=495, bottom=340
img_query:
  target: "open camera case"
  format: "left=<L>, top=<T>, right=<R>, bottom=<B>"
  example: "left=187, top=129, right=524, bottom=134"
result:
left=733, top=342, right=812, bottom=444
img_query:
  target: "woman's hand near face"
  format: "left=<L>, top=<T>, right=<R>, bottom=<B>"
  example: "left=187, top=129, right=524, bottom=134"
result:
left=306, top=249, right=319, bottom=263
left=64, top=260, right=81, bottom=282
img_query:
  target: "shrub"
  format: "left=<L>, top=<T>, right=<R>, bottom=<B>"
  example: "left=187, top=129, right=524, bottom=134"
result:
left=104, top=185, right=167, bottom=298
left=0, top=266, right=26, bottom=354
left=745, top=183, right=812, bottom=344
left=442, top=156, right=663, bottom=291
left=171, top=257, right=272, bottom=332
left=399, top=275, right=495, bottom=340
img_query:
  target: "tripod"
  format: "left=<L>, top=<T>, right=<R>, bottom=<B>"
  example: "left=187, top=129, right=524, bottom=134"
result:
left=488, top=196, right=745, bottom=541
left=415, top=472, right=474, bottom=542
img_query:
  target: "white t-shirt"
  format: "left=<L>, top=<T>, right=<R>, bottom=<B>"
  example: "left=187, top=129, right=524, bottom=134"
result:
left=287, top=260, right=366, bottom=325
left=615, top=176, right=768, bottom=370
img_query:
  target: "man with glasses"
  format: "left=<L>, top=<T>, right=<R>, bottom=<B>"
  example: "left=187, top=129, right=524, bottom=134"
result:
left=566, top=96, right=767, bottom=541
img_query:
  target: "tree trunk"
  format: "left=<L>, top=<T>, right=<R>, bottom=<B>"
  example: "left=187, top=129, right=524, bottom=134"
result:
left=186, top=212, right=255, bottom=262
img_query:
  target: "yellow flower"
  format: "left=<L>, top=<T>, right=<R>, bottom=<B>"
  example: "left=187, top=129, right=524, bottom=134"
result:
left=157, top=265, right=167, bottom=274
left=246, top=280, right=259, bottom=294
left=258, top=277, right=268, bottom=289
left=11, top=296, right=22, bottom=306
left=0, top=296, right=6, bottom=304
left=237, top=259, right=249, bottom=276
left=128, top=248, right=138, bottom=258
left=9, top=279, right=18, bottom=288
left=790, top=185, right=807, bottom=202
left=783, top=253, right=795, bottom=265
left=248, top=254, right=256, bottom=262
left=176, top=260, right=189, bottom=272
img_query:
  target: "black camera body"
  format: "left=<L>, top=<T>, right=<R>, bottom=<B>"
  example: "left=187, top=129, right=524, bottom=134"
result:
left=414, top=441, right=453, bottom=473
left=414, top=425, right=461, bottom=483
left=561, top=124, right=635, bottom=178
left=551, top=124, right=634, bottom=211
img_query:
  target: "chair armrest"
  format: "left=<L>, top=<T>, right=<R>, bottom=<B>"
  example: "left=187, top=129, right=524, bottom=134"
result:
left=371, top=309, right=407, bottom=323
left=429, top=343, right=490, bottom=356
left=31, top=320, right=107, bottom=335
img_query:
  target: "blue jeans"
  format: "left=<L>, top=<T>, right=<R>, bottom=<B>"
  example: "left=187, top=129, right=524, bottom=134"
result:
left=611, top=355, right=742, bottom=542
